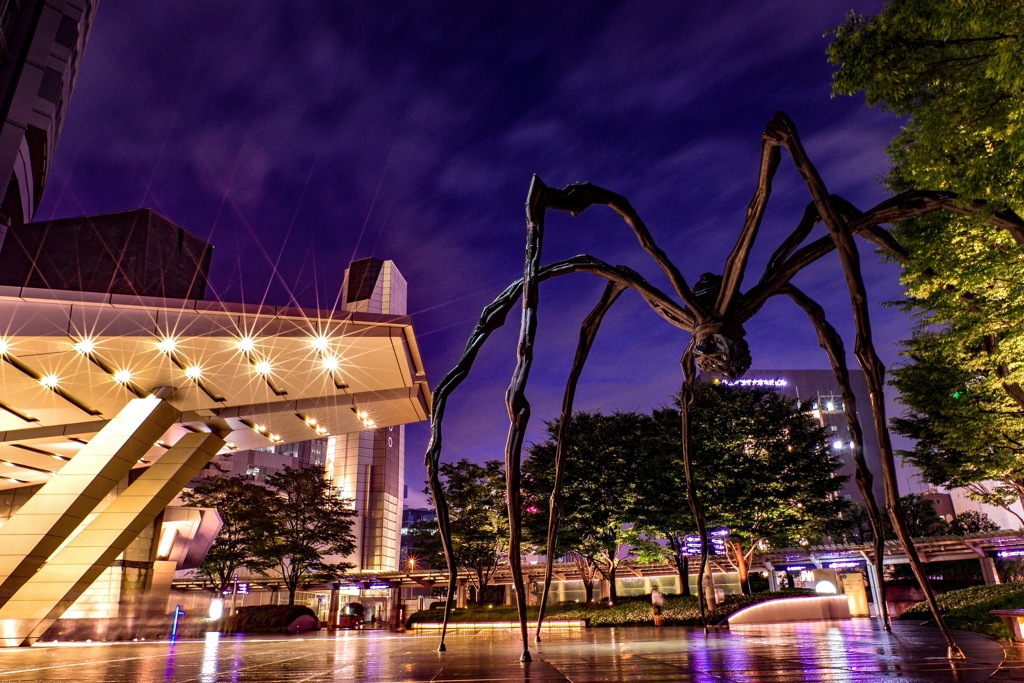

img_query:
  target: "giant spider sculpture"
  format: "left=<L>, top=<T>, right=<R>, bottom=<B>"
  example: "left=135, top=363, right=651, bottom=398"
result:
left=424, top=113, right=1024, bottom=663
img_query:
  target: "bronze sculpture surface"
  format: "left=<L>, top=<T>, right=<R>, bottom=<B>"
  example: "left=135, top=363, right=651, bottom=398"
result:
left=424, top=113, right=1024, bottom=662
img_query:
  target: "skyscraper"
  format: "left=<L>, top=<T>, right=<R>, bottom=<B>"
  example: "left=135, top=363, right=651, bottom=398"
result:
left=327, top=258, right=408, bottom=571
left=0, top=0, right=97, bottom=227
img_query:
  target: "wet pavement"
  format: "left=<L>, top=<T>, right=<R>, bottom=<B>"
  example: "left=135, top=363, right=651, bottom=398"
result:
left=0, top=620, right=1022, bottom=682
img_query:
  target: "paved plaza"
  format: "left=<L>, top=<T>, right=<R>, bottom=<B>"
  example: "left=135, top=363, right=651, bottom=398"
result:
left=0, top=621, right=1023, bottom=682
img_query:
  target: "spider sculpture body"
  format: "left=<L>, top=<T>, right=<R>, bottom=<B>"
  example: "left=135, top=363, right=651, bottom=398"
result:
left=424, top=113, right=1024, bottom=663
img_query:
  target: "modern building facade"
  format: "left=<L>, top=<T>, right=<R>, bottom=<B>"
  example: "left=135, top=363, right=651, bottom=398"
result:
left=0, top=208, right=213, bottom=298
left=0, top=1, right=430, bottom=645
left=328, top=258, right=408, bottom=572
left=0, top=0, right=96, bottom=226
left=192, top=257, right=412, bottom=573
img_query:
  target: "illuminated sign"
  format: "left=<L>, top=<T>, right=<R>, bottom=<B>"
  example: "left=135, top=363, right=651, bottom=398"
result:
left=784, top=565, right=810, bottom=572
left=997, top=549, right=1024, bottom=558
left=684, top=529, right=729, bottom=556
left=826, top=560, right=863, bottom=570
left=718, top=378, right=788, bottom=388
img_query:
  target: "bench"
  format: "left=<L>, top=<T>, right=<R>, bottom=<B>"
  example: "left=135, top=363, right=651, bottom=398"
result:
left=990, top=610, right=1024, bottom=641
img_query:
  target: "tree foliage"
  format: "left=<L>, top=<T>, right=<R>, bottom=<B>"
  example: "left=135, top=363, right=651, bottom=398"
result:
left=523, top=385, right=846, bottom=598
left=262, top=466, right=357, bottom=605
left=179, top=475, right=275, bottom=591
left=949, top=509, right=1001, bottom=536
left=524, top=411, right=651, bottom=604
left=415, top=459, right=508, bottom=606
left=890, top=493, right=949, bottom=538
left=625, top=407, right=697, bottom=596
left=829, top=0, right=1024, bottom=504
left=687, top=383, right=847, bottom=593
left=889, top=333, right=1024, bottom=519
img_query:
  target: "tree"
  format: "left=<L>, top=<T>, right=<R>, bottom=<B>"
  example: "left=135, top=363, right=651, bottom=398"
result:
left=626, top=406, right=697, bottom=596
left=830, top=501, right=877, bottom=545
left=415, top=459, right=508, bottom=606
left=179, top=476, right=275, bottom=591
left=688, top=383, right=848, bottom=594
left=829, top=2, right=1024, bottom=506
left=889, top=334, right=1024, bottom=524
left=523, top=411, right=649, bottom=604
left=261, top=466, right=357, bottom=605
left=949, top=510, right=1001, bottom=536
left=889, top=493, right=949, bottom=538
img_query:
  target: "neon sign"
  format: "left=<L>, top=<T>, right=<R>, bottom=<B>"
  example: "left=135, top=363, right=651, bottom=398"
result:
left=719, top=378, right=788, bottom=388
left=827, top=560, right=862, bottom=569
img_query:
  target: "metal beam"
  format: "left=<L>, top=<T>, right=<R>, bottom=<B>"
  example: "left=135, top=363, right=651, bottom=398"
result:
left=0, top=398, right=179, bottom=607
left=0, top=431, right=224, bottom=646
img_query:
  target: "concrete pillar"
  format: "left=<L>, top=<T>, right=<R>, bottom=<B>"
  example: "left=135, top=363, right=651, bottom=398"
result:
left=144, top=560, right=178, bottom=619
left=674, top=574, right=682, bottom=595
left=525, top=577, right=537, bottom=606
left=456, top=579, right=468, bottom=609
left=388, top=584, right=403, bottom=630
left=0, top=430, right=223, bottom=646
left=767, top=567, right=780, bottom=592
left=0, top=398, right=179, bottom=608
left=980, top=557, right=1001, bottom=586
left=504, top=584, right=514, bottom=606
left=327, top=587, right=340, bottom=631
left=864, top=560, right=883, bottom=618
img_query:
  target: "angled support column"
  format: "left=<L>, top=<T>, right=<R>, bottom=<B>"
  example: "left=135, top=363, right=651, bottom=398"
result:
left=0, top=397, right=180, bottom=608
left=0, top=430, right=225, bottom=646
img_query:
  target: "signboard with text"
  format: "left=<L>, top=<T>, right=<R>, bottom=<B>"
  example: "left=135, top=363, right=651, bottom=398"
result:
left=684, top=529, right=729, bottom=556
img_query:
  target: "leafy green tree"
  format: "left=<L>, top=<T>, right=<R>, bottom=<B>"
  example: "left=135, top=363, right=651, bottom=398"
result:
left=262, top=466, right=357, bottom=605
left=889, top=333, right=1024, bottom=521
left=524, top=411, right=650, bottom=604
left=829, top=1, right=1024, bottom=505
left=888, top=493, right=949, bottom=538
left=949, top=509, right=1001, bottom=535
left=688, top=383, right=848, bottom=594
left=626, top=406, right=696, bottom=596
left=414, top=459, right=508, bottom=606
left=179, top=476, right=275, bottom=591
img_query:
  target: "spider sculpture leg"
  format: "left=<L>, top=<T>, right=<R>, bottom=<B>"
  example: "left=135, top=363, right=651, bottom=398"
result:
left=536, top=281, right=626, bottom=642
left=783, top=284, right=890, bottom=630
left=502, top=177, right=706, bottom=661
left=680, top=345, right=713, bottom=632
left=775, top=116, right=965, bottom=658
left=499, top=178, right=549, bottom=663
left=424, top=256, right=689, bottom=654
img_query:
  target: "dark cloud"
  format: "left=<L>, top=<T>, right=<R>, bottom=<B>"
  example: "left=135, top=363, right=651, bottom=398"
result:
left=41, top=1, right=907, bottom=507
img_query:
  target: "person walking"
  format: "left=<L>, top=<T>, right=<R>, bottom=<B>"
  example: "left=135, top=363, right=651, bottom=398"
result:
left=650, top=587, right=665, bottom=627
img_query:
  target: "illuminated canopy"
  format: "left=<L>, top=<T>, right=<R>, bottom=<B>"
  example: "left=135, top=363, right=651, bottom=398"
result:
left=0, top=287, right=430, bottom=489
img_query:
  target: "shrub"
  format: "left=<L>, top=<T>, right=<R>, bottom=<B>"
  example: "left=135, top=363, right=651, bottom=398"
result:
left=230, top=605, right=320, bottom=633
left=898, top=582, right=1024, bottom=640
left=406, top=591, right=815, bottom=628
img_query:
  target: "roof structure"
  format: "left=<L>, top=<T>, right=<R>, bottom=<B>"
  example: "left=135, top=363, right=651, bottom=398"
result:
left=0, top=285, right=430, bottom=490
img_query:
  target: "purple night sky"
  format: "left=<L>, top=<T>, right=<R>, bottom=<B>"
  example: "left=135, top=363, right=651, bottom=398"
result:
left=37, top=1, right=925, bottom=507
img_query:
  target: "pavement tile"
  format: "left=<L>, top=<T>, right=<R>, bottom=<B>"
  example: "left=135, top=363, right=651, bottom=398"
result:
left=0, top=621, right=1013, bottom=682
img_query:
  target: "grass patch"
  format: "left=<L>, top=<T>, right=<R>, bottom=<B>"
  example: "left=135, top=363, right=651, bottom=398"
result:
left=897, top=583, right=1024, bottom=641
left=407, top=590, right=816, bottom=628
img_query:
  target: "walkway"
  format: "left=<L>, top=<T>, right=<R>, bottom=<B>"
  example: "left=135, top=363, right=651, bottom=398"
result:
left=0, top=621, right=1022, bottom=682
